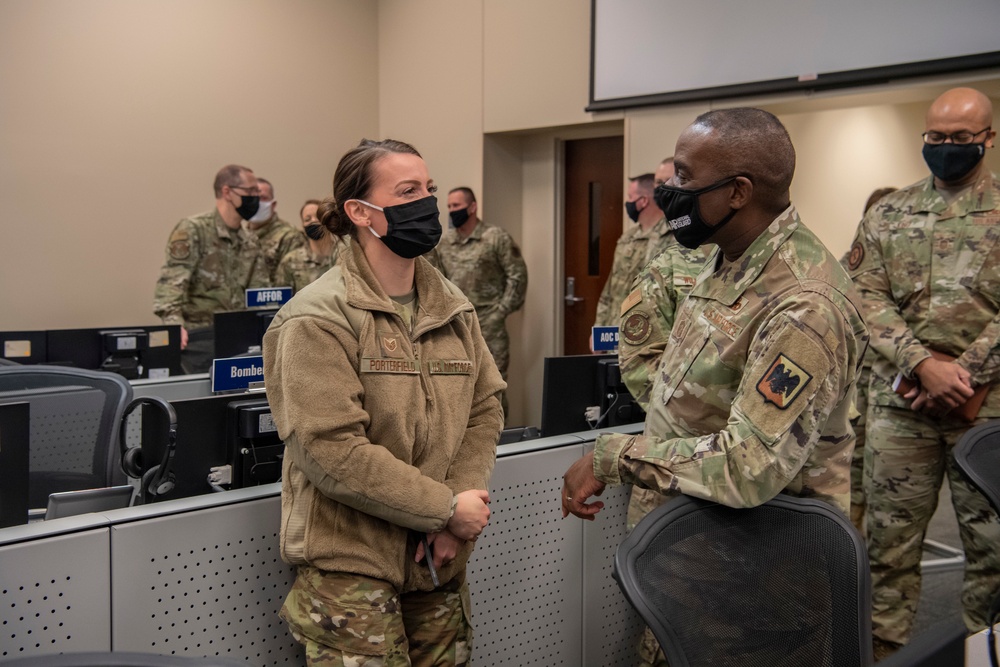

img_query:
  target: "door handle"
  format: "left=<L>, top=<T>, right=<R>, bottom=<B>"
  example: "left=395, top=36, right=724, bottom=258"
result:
left=565, top=277, right=585, bottom=305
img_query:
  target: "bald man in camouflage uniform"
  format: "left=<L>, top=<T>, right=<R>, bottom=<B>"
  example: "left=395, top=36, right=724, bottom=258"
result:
left=153, top=164, right=269, bottom=373
left=848, top=87, right=1000, bottom=660
left=249, top=177, right=306, bottom=285
left=438, top=187, right=527, bottom=415
left=563, top=108, right=868, bottom=667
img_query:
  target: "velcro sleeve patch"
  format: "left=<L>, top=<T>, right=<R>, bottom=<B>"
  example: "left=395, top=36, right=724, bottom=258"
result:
left=738, top=323, right=831, bottom=445
left=620, top=288, right=643, bottom=316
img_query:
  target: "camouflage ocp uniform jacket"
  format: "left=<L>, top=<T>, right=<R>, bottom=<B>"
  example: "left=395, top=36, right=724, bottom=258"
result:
left=436, top=220, right=528, bottom=333
left=847, top=171, right=1000, bottom=415
left=276, top=239, right=343, bottom=294
left=596, top=206, right=868, bottom=514
left=253, top=215, right=307, bottom=285
left=594, top=217, right=678, bottom=327
left=153, top=208, right=269, bottom=330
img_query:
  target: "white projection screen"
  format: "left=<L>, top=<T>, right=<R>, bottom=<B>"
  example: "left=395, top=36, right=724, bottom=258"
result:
left=589, top=0, right=1000, bottom=111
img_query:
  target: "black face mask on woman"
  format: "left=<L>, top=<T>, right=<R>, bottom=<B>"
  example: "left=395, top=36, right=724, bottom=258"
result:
left=357, top=195, right=442, bottom=259
left=304, top=223, right=326, bottom=241
left=654, top=176, right=739, bottom=249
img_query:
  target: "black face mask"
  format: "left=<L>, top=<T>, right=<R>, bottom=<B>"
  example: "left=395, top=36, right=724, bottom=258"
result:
left=360, top=195, right=442, bottom=259
left=449, top=207, right=471, bottom=228
left=654, top=177, right=739, bottom=249
left=234, top=194, right=260, bottom=221
left=922, top=142, right=985, bottom=183
left=624, top=199, right=643, bottom=223
left=304, top=224, right=326, bottom=241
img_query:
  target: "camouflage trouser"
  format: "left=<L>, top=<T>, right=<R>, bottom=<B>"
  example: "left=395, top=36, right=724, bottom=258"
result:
left=281, top=566, right=473, bottom=667
left=865, top=405, right=1000, bottom=646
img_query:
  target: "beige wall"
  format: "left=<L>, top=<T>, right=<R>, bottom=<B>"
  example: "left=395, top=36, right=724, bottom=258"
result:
left=0, top=0, right=379, bottom=330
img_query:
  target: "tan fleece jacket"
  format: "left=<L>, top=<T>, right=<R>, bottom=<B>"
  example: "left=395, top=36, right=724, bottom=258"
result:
left=263, top=239, right=506, bottom=592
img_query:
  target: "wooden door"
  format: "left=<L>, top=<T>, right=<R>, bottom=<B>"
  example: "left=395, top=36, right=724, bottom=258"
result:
left=562, top=136, right=624, bottom=355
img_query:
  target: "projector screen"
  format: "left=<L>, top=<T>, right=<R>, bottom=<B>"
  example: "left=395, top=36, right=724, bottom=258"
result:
left=589, top=0, right=1000, bottom=111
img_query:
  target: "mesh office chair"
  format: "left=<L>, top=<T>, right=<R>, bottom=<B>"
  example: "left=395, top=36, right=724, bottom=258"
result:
left=955, top=419, right=1000, bottom=667
left=613, top=493, right=873, bottom=667
left=0, top=652, right=247, bottom=666
left=0, top=366, right=132, bottom=508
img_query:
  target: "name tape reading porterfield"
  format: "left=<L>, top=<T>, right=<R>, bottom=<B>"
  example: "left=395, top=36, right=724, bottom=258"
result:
left=212, top=355, right=265, bottom=393
left=245, top=287, right=292, bottom=309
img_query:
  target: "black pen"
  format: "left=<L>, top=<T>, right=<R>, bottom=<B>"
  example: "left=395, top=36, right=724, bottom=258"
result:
left=422, top=535, right=440, bottom=587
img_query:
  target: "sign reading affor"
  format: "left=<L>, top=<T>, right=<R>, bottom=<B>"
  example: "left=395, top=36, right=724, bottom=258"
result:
left=212, top=355, right=265, bottom=393
left=245, top=287, right=292, bottom=309
left=591, top=326, right=619, bottom=352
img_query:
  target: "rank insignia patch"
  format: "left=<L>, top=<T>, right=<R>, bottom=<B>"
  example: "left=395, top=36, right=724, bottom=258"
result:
left=847, top=241, right=864, bottom=271
left=621, top=311, right=652, bottom=346
left=756, top=354, right=812, bottom=409
left=380, top=334, right=403, bottom=358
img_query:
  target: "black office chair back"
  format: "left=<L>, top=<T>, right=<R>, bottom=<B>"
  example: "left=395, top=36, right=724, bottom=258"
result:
left=0, top=366, right=132, bottom=507
left=955, top=419, right=1000, bottom=667
left=613, top=493, right=873, bottom=667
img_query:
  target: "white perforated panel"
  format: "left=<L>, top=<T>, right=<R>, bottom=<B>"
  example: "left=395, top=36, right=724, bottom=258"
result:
left=468, top=444, right=586, bottom=666
left=0, top=529, right=112, bottom=658
left=110, top=497, right=301, bottom=664
left=583, top=483, right=643, bottom=666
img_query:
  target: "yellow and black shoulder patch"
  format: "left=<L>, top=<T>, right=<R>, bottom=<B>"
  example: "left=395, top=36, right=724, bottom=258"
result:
left=847, top=241, right=864, bottom=271
left=756, top=354, right=813, bottom=409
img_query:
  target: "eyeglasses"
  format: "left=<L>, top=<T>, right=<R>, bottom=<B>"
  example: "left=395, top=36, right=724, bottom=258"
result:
left=228, top=184, right=261, bottom=196
left=921, top=127, right=991, bottom=145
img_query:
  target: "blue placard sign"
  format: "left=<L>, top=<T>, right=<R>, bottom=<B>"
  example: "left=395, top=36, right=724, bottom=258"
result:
left=592, top=326, right=619, bottom=352
left=212, top=355, right=265, bottom=393
left=245, top=287, right=292, bottom=309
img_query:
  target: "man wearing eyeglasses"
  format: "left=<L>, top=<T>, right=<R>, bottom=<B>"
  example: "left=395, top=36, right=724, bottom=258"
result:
left=847, top=87, right=999, bottom=659
left=153, top=164, right=269, bottom=373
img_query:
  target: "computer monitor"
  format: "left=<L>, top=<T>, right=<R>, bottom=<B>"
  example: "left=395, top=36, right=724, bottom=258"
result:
left=0, top=402, right=30, bottom=528
left=214, top=310, right=277, bottom=360
left=44, top=485, right=134, bottom=520
left=540, top=354, right=644, bottom=437
left=45, top=325, right=182, bottom=379
left=876, top=621, right=966, bottom=666
left=226, top=398, right=283, bottom=488
left=140, top=394, right=234, bottom=502
left=0, top=331, right=47, bottom=365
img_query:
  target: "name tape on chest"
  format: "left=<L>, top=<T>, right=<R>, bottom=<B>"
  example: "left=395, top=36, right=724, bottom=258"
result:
left=361, top=357, right=474, bottom=375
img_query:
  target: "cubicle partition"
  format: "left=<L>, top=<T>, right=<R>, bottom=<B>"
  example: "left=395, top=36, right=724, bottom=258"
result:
left=0, top=427, right=643, bottom=665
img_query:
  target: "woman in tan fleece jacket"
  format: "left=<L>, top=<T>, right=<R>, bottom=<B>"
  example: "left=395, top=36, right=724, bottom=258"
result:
left=263, top=139, right=506, bottom=667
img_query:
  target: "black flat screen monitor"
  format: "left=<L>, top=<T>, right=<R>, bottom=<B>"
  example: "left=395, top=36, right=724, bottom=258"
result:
left=45, top=325, right=181, bottom=379
left=875, top=621, right=966, bottom=667
left=141, top=394, right=234, bottom=502
left=0, top=331, right=47, bottom=365
left=0, top=402, right=30, bottom=528
left=540, top=355, right=645, bottom=437
left=214, top=310, right=277, bottom=360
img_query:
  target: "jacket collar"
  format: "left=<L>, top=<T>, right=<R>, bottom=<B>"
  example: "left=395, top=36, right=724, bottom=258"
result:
left=341, top=239, right=473, bottom=330
left=693, top=204, right=800, bottom=307
left=910, top=171, right=998, bottom=221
